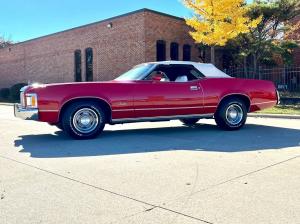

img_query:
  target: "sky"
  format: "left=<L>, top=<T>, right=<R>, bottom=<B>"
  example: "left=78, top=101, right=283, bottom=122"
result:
left=0, top=0, right=252, bottom=42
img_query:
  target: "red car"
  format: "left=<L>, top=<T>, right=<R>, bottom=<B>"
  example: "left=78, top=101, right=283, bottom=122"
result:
left=14, top=61, right=279, bottom=139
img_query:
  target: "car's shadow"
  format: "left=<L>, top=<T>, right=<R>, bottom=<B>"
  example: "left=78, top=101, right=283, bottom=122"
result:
left=14, top=123, right=300, bottom=158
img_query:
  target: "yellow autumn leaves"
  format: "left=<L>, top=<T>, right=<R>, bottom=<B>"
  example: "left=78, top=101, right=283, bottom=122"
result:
left=183, top=0, right=262, bottom=46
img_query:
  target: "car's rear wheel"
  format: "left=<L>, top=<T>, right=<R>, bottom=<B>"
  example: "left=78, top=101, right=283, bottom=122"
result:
left=180, top=118, right=200, bottom=126
left=214, top=98, right=247, bottom=130
left=62, top=101, right=106, bottom=139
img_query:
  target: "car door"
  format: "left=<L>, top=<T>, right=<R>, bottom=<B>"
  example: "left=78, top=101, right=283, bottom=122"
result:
left=133, top=64, right=204, bottom=119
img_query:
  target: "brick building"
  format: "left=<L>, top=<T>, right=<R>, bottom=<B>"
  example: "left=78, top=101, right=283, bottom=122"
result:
left=0, top=9, right=199, bottom=88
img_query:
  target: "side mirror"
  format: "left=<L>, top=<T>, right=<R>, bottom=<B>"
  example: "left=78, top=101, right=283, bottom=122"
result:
left=152, top=74, right=163, bottom=82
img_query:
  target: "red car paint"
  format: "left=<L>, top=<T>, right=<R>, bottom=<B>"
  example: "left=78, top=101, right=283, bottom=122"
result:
left=24, top=77, right=277, bottom=125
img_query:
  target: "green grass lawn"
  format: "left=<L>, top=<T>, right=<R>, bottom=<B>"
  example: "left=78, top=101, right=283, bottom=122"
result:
left=256, top=105, right=300, bottom=115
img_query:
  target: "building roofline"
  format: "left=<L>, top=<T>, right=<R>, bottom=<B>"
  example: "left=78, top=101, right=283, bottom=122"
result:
left=8, top=8, right=185, bottom=47
left=142, top=8, right=184, bottom=21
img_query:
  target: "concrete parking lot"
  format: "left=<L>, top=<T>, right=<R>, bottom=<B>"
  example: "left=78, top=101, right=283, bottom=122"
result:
left=0, top=104, right=300, bottom=224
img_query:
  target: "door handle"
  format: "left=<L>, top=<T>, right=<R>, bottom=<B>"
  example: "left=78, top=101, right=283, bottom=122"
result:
left=190, top=86, right=199, bottom=91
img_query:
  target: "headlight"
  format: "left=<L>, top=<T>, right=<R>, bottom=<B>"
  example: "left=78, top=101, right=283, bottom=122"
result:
left=25, top=93, right=38, bottom=108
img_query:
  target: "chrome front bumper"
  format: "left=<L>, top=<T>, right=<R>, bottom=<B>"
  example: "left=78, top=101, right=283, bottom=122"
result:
left=276, top=90, right=280, bottom=105
left=14, top=104, right=38, bottom=120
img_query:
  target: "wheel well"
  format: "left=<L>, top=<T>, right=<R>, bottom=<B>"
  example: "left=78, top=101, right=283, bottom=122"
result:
left=218, top=94, right=251, bottom=112
left=59, top=98, right=112, bottom=124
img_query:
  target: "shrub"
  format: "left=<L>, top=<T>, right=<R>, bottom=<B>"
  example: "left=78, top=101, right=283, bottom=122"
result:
left=0, top=88, right=10, bottom=99
left=9, top=83, right=27, bottom=101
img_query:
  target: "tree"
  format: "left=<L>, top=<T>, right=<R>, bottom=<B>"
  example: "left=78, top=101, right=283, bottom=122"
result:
left=182, top=0, right=261, bottom=64
left=0, top=36, right=13, bottom=49
left=224, top=0, right=300, bottom=69
left=286, top=16, right=300, bottom=41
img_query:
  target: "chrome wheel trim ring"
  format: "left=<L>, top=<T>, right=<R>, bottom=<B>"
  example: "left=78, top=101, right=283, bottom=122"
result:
left=225, top=104, right=243, bottom=126
left=72, top=108, right=99, bottom=134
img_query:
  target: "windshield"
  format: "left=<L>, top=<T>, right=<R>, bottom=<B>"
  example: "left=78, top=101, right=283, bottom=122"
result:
left=115, top=64, right=154, bottom=81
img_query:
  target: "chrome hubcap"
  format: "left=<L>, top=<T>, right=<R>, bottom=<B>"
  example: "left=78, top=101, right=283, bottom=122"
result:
left=72, top=108, right=99, bottom=133
left=225, top=104, right=243, bottom=125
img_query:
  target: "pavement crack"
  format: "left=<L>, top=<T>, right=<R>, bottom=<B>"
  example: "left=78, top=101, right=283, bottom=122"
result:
left=190, top=154, right=300, bottom=196
left=0, top=155, right=213, bottom=224
left=161, top=154, right=300, bottom=207
left=144, top=206, right=156, bottom=212
left=108, top=208, right=155, bottom=224
left=169, top=163, right=200, bottom=224
left=155, top=206, right=213, bottom=224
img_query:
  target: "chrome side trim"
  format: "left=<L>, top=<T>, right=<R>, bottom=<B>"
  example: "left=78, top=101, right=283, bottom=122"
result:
left=112, top=109, right=134, bottom=112
left=112, top=106, right=204, bottom=112
left=39, top=109, right=59, bottom=112
left=204, top=105, right=218, bottom=108
left=58, top=96, right=113, bottom=121
left=135, top=106, right=203, bottom=110
left=112, top=105, right=218, bottom=112
left=219, top=93, right=251, bottom=104
left=111, top=113, right=214, bottom=124
left=251, top=101, right=277, bottom=105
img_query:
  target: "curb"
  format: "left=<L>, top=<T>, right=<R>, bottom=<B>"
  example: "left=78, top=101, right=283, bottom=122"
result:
left=249, top=113, right=300, bottom=120
left=0, top=103, right=14, bottom=106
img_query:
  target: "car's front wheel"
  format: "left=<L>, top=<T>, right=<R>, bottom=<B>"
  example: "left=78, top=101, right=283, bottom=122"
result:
left=62, top=101, right=106, bottom=139
left=214, top=98, right=247, bottom=130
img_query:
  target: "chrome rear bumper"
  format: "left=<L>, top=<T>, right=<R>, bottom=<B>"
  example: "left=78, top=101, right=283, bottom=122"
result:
left=276, top=90, right=280, bottom=105
left=14, top=104, right=38, bottom=120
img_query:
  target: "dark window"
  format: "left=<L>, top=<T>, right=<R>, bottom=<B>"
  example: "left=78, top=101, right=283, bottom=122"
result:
left=156, top=40, right=166, bottom=61
left=146, top=64, right=205, bottom=81
left=85, top=48, right=93, bottom=81
left=170, top=42, right=179, bottom=60
left=183, top=44, right=191, bottom=61
left=74, top=50, right=82, bottom=82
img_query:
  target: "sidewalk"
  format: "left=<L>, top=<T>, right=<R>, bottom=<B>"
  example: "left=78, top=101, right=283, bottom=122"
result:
left=0, top=102, right=14, bottom=106
left=249, top=113, right=300, bottom=119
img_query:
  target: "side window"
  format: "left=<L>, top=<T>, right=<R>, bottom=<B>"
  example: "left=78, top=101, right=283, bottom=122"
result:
left=183, top=44, right=191, bottom=61
left=74, top=50, right=82, bottom=82
left=147, top=65, right=201, bottom=82
left=190, top=68, right=205, bottom=79
left=85, top=48, right=93, bottom=81
left=170, top=65, right=199, bottom=81
left=146, top=71, right=170, bottom=82
left=170, top=42, right=179, bottom=60
left=145, top=65, right=170, bottom=81
left=156, top=40, right=166, bottom=61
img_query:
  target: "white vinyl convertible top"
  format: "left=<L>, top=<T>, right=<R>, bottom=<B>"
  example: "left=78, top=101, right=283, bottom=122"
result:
left=144, top=61, right=231, bottom=78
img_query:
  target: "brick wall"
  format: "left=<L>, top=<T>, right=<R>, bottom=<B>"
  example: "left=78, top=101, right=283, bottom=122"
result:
left=0, top=9, right=198, bottom=88
left=293, top=48, right=300, bottom=65
left=144, top=11, right=198, bottom=62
